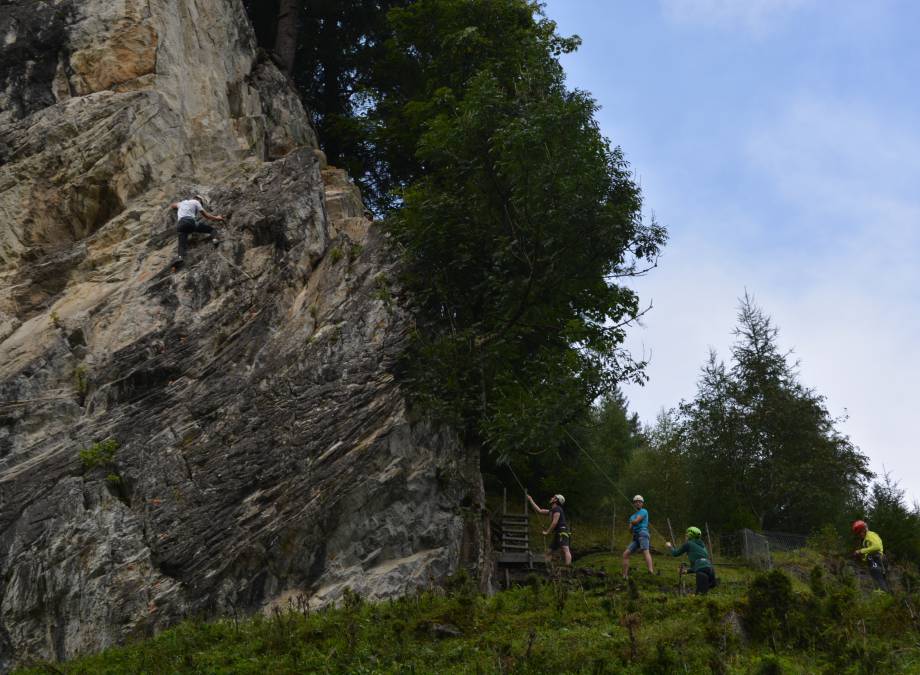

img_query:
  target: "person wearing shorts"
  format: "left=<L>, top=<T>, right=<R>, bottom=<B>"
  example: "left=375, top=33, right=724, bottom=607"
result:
left=622, top=494, right=655, bottom=577
left=527, top=493, right=572, bottom=566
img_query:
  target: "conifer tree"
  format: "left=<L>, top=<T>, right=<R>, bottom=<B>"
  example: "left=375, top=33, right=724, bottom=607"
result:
left=680, top=294, right=870, bottom=532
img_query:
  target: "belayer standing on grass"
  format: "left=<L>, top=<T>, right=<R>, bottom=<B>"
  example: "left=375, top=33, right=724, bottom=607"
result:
left=852, top=520, right=890, bottom=592
left=622, top=494, right=655, bottom=577
left=667, top=526, right=717, bottom=594
left=527, top=493, right=572, bottom=566
left=169, top=195, right=225, bottom=265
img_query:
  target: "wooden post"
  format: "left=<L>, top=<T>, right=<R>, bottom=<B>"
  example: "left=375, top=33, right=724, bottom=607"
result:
left=705, top=522, right=716, bottom=563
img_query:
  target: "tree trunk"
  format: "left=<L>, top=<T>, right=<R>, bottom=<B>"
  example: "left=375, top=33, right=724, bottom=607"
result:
left=274, top=0, right=300, bottom=76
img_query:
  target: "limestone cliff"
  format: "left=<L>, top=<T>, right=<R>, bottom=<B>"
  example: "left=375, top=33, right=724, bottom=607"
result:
left=0, top=0, right=489, bottom=668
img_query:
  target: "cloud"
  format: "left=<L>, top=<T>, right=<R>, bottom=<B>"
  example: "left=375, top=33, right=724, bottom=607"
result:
left=623, top=94, right=920, bottom=500
left=745, top=97, right=920, bottom=283
left=742, top=95, right=920, bottom=495
left=660, top=0, right=814, bottom=33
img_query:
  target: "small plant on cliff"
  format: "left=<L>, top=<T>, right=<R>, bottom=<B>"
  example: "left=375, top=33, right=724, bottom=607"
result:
left=73, top=364, right=88, bottom=396
left=79, top=438, right=119, bottom=470
left=373, top=274, right=393, bottom=307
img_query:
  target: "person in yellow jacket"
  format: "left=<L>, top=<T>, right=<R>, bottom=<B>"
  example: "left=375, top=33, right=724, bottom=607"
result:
left=852, top=520, right=889, bottom=592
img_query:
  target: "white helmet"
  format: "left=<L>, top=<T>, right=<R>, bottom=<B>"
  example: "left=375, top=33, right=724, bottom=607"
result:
left=632, top=494, right=644, bottom=503
left=553, top=494, right=565, bottom=505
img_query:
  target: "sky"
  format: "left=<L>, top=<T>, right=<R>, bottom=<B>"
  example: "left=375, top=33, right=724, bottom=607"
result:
left=542, top=0, right=920, bottom=501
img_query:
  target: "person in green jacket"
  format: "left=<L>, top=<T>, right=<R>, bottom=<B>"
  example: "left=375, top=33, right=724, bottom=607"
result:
left=666, top=526, right=717, bottom=594
left=852, top=520, right=889, bottom=592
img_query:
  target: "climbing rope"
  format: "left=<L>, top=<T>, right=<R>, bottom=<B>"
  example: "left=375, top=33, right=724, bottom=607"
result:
left=559, top=425, right=670, bottom=544
left=498, top=377, right=671, bottom=546
left=505, top=462, right=528, bottom=496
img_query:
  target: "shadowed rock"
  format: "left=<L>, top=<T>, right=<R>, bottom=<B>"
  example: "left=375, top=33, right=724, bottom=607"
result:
left=0, top=0, right=490, bottom=669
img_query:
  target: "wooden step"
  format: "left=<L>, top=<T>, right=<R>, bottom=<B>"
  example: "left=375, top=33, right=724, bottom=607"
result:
left=502, top=544, right=530, bottom=552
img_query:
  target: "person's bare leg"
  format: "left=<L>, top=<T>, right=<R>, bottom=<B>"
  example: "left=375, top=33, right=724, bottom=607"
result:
left=622, top=549, right=631, bottom=577
left=563, top=546, right=572, bottom=566
left=643, top=549, right=655, bottom=574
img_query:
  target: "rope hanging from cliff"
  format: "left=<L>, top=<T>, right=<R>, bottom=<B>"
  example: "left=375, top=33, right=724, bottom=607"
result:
left=503, top=378, right=670, bottom=544
left=505, top=462, right=528, bottom=496
left=560, top=425, right=669, bottom=543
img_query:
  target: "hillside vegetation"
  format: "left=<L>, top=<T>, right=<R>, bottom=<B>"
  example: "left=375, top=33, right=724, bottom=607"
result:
left=19, top=540, right=920, bottom=674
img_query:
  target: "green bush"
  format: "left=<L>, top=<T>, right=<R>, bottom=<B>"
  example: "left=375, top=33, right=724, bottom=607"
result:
left=73, top=364, right=88, bottom=395
left=742, top=570, right=801, bottom=649
left=79, top=438, right=118, bottom=470
left=809, top=565, right=827, bottom=598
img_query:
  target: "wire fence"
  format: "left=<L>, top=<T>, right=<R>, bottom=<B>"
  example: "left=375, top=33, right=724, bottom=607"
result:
left=719, top=529, right=809, bottom=569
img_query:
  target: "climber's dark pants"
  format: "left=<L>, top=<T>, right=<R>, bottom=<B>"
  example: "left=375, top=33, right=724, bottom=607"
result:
left=696, top=567, right=717, bottom=594
left=177, top=217, right=214, bottom=259
left=867, top=554, right=890, bottom=592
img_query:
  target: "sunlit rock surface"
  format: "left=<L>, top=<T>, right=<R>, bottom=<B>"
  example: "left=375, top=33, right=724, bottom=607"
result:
left=0, top=0, right=489, bottom=668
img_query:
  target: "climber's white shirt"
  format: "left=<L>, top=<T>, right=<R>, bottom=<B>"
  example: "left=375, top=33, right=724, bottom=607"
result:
left=177, top=199, right=203, bottom=220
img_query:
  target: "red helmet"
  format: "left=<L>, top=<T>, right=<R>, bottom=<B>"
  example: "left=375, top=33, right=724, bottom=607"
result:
left=852, top=520, right=867, bottom=534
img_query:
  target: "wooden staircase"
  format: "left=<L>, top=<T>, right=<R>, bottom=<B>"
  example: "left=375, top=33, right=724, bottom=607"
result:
left=498, top=513, right=533, bottom=565
left=495, top=489, right=545, bottom=587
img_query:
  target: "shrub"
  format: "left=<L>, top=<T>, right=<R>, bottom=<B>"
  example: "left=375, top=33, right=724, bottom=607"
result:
left=79, top=438, right=118, bottom=470
left=73, top=364, right=88, bottom=395
left=742, top=570, right=800, bottom=649
left=809, top=565, right=827, bottom=598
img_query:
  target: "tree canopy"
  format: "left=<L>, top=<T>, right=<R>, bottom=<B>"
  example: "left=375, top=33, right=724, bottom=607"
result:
left=379, top=0, right=665, bottom=463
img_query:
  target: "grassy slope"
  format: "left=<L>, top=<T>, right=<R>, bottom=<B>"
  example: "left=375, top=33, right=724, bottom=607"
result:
left=17, top=543, right=920, bottom=674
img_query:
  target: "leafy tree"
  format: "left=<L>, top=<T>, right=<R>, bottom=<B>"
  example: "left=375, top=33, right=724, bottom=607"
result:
left=242, top=0, right=406, bottom=186
left=380, top=0, right=665, bottom=464
left=678, top=294, right=871, bottom=533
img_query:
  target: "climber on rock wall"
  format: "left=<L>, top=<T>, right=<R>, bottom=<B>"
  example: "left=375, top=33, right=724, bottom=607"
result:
left=169, top=195, right=226, bottom=265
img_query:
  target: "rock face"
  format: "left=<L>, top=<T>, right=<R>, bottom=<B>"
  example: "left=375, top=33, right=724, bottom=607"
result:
left=0, top=0, right=490, bottom=668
